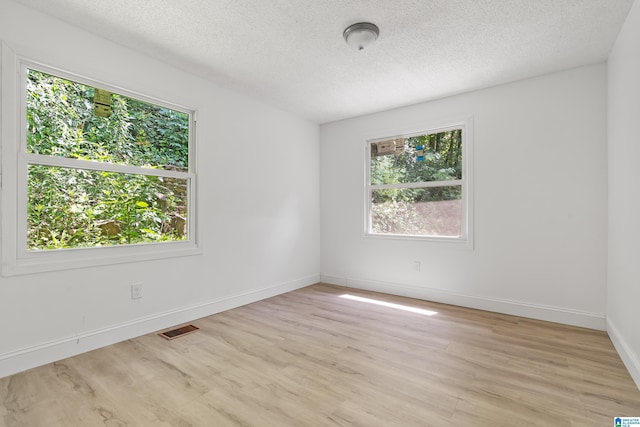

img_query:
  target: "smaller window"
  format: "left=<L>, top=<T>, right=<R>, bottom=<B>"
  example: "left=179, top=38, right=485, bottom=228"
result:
left=366, top=123, right=470, bottom=242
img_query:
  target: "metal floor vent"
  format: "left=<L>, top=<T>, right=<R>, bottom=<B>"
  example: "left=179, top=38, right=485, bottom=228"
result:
left=159, top=324, right=199, bottom=340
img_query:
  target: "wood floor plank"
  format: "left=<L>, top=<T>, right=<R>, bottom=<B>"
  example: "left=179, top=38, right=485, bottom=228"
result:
left=1, top=283, right=639, bottom=426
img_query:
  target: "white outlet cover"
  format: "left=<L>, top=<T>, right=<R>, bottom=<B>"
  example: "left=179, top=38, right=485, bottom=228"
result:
left=131, top=284, right=143, bottom=299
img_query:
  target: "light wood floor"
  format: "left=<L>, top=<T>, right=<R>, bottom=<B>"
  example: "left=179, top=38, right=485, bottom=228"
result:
left=1, top=283, right=639, bottom=426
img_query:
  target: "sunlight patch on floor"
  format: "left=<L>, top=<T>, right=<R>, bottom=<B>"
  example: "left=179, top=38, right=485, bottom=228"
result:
left=339, top=294, right=438, bottom=316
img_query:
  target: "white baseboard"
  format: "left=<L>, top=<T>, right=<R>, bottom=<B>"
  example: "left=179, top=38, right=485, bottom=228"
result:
left=607, top=317, right=640, bottom=391
left=320, top=274, right=606, bottom=330
left=0, top=274, right=319, bottom=379
left=320, top=274, right=347, bottom=287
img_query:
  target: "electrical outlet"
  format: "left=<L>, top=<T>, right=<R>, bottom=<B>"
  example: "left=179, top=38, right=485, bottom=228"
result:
left=131, top=283, right=143, bottom=300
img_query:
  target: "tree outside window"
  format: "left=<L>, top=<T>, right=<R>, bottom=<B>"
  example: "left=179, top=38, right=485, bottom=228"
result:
left=25, top=68, right=193, bottom=250
left=367, top=126, right=468, bottom=240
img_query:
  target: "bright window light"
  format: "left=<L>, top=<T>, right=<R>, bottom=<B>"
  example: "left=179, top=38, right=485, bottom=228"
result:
left=340, top=294, right=437, bottom=316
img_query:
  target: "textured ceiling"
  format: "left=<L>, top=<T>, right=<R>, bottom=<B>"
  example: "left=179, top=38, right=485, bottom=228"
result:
left=10, top=0, right=635, bottom=123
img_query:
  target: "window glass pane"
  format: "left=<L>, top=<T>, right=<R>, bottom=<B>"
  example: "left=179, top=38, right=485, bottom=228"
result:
left=370, top=130, right=462, bottom=185
left=26, top=69, right=189, bottom=171
left=28, top=165, right=188, bottom=250
left=371, top=186, right=462, bottom=237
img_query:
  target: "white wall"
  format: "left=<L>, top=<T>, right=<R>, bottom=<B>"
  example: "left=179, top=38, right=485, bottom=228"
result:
left=321, top=64, right=608, bottom=330
left=607, top=0, right=640, bottom=389
left=0, top=1, right=320, bottom=377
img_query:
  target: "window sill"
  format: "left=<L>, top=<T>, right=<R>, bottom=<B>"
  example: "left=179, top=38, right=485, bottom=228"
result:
left=2, top=241, right=202, bottom=276
left=364, top=232, right=473, bottom=250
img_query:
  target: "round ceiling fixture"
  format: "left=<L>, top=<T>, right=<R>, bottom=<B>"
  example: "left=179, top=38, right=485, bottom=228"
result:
left=343, top=22, right=379, bottom=51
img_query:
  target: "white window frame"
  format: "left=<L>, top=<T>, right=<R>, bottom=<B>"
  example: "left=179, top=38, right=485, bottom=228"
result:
left=364, top=118, right=473, bottom=247
left=1, top=45, right=201, bottom=276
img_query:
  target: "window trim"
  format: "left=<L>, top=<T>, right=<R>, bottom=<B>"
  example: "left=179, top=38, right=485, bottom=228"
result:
left=364, top=118, right=473, bottom=248
left=1, top=45, right=201, bottom=276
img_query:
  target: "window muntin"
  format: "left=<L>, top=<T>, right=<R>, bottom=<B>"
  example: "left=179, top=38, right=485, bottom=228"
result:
left=21, top=64, right=194, bottom=253
left=367, top=126, right=467, bottom=240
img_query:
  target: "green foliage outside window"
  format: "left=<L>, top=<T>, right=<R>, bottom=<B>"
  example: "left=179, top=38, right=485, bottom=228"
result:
left=370, top=130, right=463, bottom=237
left=370, top=130, right=462, bottom=203
left=26, top=69, right=190, bottom=250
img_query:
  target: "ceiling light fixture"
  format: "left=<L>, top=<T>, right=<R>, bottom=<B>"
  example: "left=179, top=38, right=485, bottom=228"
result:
left=343, top=22, right=379, bottom=51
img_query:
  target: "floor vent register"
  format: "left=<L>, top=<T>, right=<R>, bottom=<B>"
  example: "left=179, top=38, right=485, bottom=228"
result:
left=158, top=324, right=200, bottom=340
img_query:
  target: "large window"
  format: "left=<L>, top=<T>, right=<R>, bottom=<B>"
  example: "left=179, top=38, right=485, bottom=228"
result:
left=25, top=68, right=192, bottom=249
left=366, top=123, right=471, bottom=242
left=1, top=55, right=199, bottom=274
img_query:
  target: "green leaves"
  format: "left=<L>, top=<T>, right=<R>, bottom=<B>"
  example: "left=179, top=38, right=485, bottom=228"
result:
left=26, top=69, right=188, bottom=170
left=27, top=166, right=189, bottom=249
left=25, top=69, right=190, bottom=250
left=370, top=129, right=462, bottom=203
